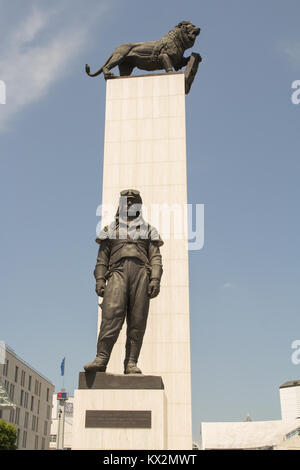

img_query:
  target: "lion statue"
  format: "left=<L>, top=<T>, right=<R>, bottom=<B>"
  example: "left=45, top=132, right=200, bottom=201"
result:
left=85, top=21, right=201, bottom=79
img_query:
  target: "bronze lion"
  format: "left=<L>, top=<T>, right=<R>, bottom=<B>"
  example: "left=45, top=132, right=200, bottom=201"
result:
left=85, top=21, right=201, bottom=79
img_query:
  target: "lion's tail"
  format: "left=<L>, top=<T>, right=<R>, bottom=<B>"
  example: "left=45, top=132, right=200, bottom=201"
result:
left=85, top=63, right=103, bottom=77
left=85, top=54, right=114, bottom=77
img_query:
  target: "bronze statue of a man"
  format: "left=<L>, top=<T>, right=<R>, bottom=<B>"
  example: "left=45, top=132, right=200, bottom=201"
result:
left=84, top=189, right=163, bottom=375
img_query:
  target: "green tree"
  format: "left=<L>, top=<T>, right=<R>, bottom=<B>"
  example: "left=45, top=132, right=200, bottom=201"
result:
left=0, top=419, right=17, bottom=450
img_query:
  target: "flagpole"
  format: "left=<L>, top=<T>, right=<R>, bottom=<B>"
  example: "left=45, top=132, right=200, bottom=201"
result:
left=62, top=357, right=65, bottom=391
left=61, top=357, right=65, bottom=391
left=57, top=357, right=67, bottom=450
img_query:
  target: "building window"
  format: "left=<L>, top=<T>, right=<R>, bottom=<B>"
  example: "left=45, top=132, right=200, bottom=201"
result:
left=21, top=370, right=25, bottom=387
left=15, top=407, right=20, bottom=425
left=47, top=405, right=50, bottom=420
left=36, top=417, right=39, bottom=433
left=28, top=375, right=31, bottom=391
left=38, top=382, right=41, bottom=397
left=44, top=420, right=48, bottom=436
left=20, top=389, right=24, bottom=406
left=24, top=411, right=29, bottom=428
left=16, top=428, right=20, bottom=448
left=46, top=388, right=49, bottom=402
left=35, top=435, right=39, bottom=450
left=3, top=359, right=9, bottom=377
left=32, top=415, right=36, bottom=431
left=37, top=399, right=40, bottom=414
left=22, top=430, right=27, bottom=448
left=41, top=437, right=45, bottom=450
left=9, top=408, right=15, bottom=423
left=24, top=392, right=28, bottom=409
left=34, top=380, right=39, bottom=395
left=9, top=383, right=15, bottom=401
left=50, top=434, right=57, bottom=443
left=14, top=366, right=19, bottom=383
left=30, top=396, right=34, bottom=412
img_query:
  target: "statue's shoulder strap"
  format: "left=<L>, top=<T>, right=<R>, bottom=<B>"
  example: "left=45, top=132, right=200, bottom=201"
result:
left=148, top=224, right=164, bottom=247
left=96, top=223, right=114, bottom=244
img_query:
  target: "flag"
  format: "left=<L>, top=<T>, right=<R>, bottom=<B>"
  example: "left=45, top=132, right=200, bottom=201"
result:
left=60, top=357, right=65, bottom=377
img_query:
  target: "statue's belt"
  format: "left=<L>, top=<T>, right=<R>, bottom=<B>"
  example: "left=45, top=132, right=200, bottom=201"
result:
left=105, top=258, right=151, bottom=280
left=109, top=240, right=149, bottom=266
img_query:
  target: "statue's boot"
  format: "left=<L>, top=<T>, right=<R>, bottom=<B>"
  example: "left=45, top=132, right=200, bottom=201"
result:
left=124, top=361, right=142, bottom=375
left=84, top=338, right=115, bottom=372
left=83, top=355, right=108, bottom=373
left=124, top=330, right=145, bottom=375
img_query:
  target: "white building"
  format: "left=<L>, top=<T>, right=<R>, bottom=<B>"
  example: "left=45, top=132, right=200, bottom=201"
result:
left=279, top=380, right=300, bottom=421
left=200, top=419, right=300, bottom=450
left=50, top=395, right=73, bottom=450
left=199, top=380, right=300, bottom=450
left=0, top=344, right=55, bottom=450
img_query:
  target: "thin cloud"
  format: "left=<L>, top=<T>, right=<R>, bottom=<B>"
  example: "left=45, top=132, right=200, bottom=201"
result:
left=222, top=282, right=235, bottom=289
left=0, top=2, right=110, bottom=132
left=281, top=41, right=300, bottom=67
left=11, top=7, right=51, bottom=46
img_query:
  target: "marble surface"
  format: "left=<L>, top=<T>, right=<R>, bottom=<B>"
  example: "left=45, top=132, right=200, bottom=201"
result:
left=97, top=73, right=192, bottom=450
left=72, top=388, right=167, bottom=450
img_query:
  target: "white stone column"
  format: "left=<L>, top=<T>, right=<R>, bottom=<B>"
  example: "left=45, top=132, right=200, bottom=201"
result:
left=98, top=73, right=192, bottom=449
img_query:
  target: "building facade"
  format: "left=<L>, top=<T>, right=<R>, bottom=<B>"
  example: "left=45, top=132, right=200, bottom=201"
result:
left=199, top=380, right=300, bottom=450
left=280, top=380, right=300, bottom=421
left=50, top=395, right=73, bottom=450
left=0, top=344, right=54, bottom=450
left=200, top=419, right=300, bottom=450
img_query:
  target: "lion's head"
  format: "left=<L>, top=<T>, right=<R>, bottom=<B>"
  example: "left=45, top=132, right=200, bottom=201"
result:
left=176, top=21, right=200, bottom=49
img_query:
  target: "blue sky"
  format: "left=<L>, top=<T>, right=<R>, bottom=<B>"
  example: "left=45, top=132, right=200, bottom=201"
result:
left=1, top=0, right=300, bottom=442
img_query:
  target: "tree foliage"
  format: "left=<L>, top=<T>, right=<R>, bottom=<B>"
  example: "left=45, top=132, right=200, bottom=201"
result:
left=0, top=419, right=17, bottom=450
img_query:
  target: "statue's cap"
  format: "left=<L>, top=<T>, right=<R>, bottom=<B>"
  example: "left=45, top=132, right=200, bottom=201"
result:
left=120, top=189, right=142, bottom=203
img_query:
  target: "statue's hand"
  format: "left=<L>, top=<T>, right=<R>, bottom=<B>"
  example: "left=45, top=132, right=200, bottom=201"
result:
left=148, top=279, right=160, bottom=299
left=96, top=279, right=106, bottom=297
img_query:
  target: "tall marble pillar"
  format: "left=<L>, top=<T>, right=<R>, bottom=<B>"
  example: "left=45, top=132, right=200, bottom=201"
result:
left=98, top=72, right=192, bottom=450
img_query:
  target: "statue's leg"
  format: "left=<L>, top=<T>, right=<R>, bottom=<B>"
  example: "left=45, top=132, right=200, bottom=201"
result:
left=97, top=265, right=127, bottom=361
left=84, top=263, right=127, bottom=372
left=119, top=61, right=134, bottom=77
left=159, top=53, right=173, bottom=73
left=124, top=259, right=150, bottom=374
left=103, top=53, right=128, bottom=79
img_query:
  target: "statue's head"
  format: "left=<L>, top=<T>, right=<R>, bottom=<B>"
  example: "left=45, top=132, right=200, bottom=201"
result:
left=176, top=21, right=200, bottom=48
left=118, top=189, right=142, bottom=221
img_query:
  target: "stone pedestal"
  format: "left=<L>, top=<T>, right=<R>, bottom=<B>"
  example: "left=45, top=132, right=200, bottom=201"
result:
left=97, top=73, right=192, bottom=449
left=72, top=372, right=167, bottom=450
